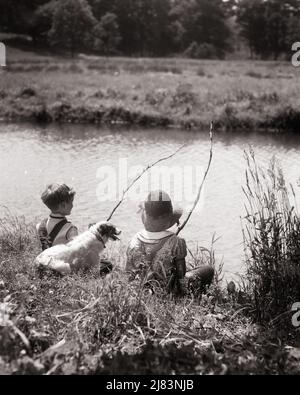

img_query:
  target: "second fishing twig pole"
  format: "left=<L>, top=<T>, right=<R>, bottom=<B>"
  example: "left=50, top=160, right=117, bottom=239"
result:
left=176, top=121, right=214, bottom=235
left=106, top=144, right=186, bottom=221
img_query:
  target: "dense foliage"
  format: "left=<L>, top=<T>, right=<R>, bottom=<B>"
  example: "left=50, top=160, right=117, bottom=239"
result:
left=0, top=0, right=300, bottom=59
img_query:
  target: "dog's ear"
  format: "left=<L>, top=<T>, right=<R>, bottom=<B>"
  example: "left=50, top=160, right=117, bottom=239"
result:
left=95, top=222, right=108, bottom=236
left=107, top=223, right=121, bottom=240
left=96, top=222, right=121, bottom=241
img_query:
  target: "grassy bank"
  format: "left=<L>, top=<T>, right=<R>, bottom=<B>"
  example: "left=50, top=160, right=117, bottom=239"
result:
left=1, top=46, right=300, bottom=131
left=0, top=212, right=299, bottom=375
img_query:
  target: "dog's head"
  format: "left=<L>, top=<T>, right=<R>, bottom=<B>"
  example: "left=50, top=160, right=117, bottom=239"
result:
left=91, top=221, right=121, bottom=243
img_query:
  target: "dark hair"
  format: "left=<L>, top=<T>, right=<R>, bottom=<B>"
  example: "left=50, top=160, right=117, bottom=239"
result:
left=144, top=190, right=173, bottom=218
left=41, top=183, right=75, bottom=211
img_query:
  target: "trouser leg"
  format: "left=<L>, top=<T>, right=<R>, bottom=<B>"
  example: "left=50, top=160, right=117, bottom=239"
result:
left=185, top=265, right=215, bottom=295
left=99, top=259, right=113, bottom=276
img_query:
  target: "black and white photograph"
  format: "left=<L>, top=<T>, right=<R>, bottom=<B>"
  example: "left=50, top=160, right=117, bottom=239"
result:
left=0, top=0, right=299, bottom=377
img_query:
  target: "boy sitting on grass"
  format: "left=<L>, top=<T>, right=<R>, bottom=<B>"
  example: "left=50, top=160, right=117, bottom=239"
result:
left=126, top=190, right=214, bottom=297
left=36, top=183, right=112, bottom=277
left=36, top=183, right=78, bottom=250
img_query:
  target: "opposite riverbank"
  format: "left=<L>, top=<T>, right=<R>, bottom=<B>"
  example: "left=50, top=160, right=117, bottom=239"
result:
left=1, top=46, right=300, bottom=131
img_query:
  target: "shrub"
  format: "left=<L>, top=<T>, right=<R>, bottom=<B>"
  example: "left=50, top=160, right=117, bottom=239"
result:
left=18, top=87, right=37, bottom=98
left=235, top=90, right=255, bottom=102
left=66, top=63, right=83, bottom=73
left=196, top=43, right=219, bottom=60
left=171, top=83, right=197, bottom=107
left=258, top=92, right=279, bottom=105
left=145, top=89, right=168, bottom=106
left=242, top=150, right=300, bottom=324
left=245, top=71, right=262, bottom=79
left=45, top=64, right=61, bottom=72
left=92, top=89, right=105, bottom=99
left=0, top=89, right=7, bottom=99
left=196, top=67, right=206, bottom=77
left=267, top=106, right=300, bottom=131
left=184, top=42, right=218, bottom=59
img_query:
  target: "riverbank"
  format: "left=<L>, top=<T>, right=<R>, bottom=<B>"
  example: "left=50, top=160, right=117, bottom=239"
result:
left=1, top=46, right=300, bottom=131
left=0, top=214, right=299, bottom=375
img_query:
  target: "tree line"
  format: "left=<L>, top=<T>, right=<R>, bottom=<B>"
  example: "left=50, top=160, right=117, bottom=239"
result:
left=1, top=0, right=300, bottom=59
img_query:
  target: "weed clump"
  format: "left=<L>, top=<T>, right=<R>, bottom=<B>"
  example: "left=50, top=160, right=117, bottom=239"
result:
left=171, top=83, right=197, bottom=108
left=0, top=89, right=7, bottom=99
left=245, top=70, right=263, bottom=79
left=18, top=87, right=37, bottom=98
left=0, top=209, right=37, bottom=255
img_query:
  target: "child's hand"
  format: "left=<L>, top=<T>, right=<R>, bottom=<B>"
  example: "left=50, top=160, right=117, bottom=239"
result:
left=174, top=257, right=186, bottom=278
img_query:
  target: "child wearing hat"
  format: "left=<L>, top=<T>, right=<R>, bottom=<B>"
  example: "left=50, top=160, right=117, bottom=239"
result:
left=126, top=190, right=214, bottom=296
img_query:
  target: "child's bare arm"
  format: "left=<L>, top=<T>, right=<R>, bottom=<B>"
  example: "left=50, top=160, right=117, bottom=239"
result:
left=174, top=238, right=187, bottom=294
left=66, top=226, right=78, bottom=241
left=174, top=238, right=187, bottom=277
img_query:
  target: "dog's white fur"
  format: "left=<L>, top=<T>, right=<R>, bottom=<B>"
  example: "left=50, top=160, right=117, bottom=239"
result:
left=35, top=222, right=120, bottom=275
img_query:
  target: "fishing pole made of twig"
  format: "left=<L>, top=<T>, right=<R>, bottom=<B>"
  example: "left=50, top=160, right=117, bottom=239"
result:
left=106, top=143, right=186, bottom=221
left=176, top=121, right=214, bottom=235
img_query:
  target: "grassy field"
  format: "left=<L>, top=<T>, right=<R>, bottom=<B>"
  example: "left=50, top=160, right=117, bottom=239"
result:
left=0, top=211, right=299, bottom=375
left=1, top=46, right=300, bottom=131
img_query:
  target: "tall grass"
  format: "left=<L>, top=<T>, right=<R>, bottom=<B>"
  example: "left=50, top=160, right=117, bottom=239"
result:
left=242, top=150, right=300, bottom=324
left=0, top=208, right=38, bottom=255
left=0, top=212, right=236, bottom=373
left=0, top=210, right=299, bottom=373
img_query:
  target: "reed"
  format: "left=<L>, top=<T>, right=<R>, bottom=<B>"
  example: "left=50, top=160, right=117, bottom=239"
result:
left=242, top=150, right=300, bottom=324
